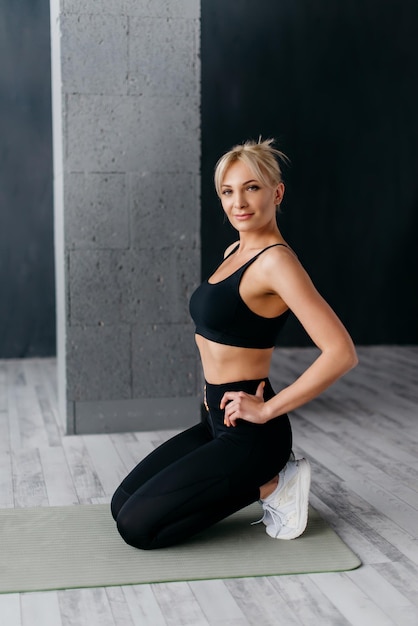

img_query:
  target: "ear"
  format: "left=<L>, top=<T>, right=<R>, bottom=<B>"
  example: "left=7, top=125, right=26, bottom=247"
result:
left=274, top=182, right=285, bottom=205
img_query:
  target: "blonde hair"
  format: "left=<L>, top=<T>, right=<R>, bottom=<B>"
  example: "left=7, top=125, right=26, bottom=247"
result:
left=214, top=138, right=290, bottom=197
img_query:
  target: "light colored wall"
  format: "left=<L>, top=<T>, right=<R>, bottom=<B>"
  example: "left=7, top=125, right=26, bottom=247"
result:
left=50, top=0, right=201, bottom=433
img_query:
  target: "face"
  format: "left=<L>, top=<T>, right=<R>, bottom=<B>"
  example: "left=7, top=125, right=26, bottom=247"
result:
left=220, top=160, right=284, bottom=233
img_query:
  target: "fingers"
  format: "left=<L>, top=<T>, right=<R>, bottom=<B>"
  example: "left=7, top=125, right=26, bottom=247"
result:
left=221, top=395, right=237, bottom=427
left=219, top=391, right=234, bottom=410
left=220, top=390, right=244, bottom=410
left=225, top=399, right=241, bottom=427
left=221, top=391, right=249, bottom=427
left=220, top=382, right=265, bottom=409
left=224, top=412, right=236, bottom=428
left=255, top=380, right=265, bottom=399
left=220, top=383, right=265, bottom=427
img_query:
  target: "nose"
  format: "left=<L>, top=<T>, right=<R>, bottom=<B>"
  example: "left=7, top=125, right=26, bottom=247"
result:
left=233, top=191, right=248, bottom=208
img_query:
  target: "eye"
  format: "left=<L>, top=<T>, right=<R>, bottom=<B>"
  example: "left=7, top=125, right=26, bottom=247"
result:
left=221, top=189, right=232, bottom=195
left=247, top=185, right=260, bottom=191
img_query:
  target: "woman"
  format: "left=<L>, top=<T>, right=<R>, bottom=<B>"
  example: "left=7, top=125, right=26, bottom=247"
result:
left=111, top=138, right=358, bottom=549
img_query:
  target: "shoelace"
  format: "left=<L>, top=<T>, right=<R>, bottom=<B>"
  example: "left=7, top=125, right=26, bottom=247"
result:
left=250, top=510, right=268, bottom=526
left=251, top=499, right=297, bottom=533
left=250, top=452, right=296, bottom=529
left=251, top=502, right=285, bottom=536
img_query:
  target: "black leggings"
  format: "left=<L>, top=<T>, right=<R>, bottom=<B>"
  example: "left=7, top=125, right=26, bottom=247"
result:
left=111, top=378, right=292, bottom=549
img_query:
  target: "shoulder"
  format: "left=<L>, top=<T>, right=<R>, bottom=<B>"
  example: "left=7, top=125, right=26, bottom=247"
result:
left=223, top=240, right=240, bottom=258
left=256, top=244, right=311, bottom=292
left=259, top=243, right=300, bottom=271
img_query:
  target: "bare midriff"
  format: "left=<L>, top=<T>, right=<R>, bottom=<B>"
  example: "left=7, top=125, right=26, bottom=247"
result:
left=195, top=334, right=274, bottom=384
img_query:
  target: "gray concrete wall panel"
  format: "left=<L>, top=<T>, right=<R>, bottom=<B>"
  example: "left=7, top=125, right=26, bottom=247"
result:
left=128, top=18, right=198, bottom=97
left=119, top=247, right=199, bottom=326
left=51, top=0, right=201, bottom=433
left=129, top=172, right=199, bottom=249
left=61, top=14, right=128, bottom=94
left=68, top=250, right=126, bottom=325
left=63, top=0, right=199, bottom=19
left=66, top=95, right=199, bottom=172
left=67, top=324, right=131, bottom=401
left=68, top=246, right=198, bottom=329
left=65, top=173, right=129, bottom=249
left=74, top=396, right=200, bottom=435
left=132, top=323, right=198, bottom=397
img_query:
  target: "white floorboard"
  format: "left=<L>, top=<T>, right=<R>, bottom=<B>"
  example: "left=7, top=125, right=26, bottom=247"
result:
left=0, top=347, right=417, bottom=625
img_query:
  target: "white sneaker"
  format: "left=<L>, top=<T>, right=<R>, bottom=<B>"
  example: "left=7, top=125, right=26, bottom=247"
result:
left=259, top=458, right=311, bottom=540
left=255, top=451, right=295, bottom=528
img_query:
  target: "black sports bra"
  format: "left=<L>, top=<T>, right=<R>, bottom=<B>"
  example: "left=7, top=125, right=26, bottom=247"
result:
left=189, top=244, right=290, bottom=349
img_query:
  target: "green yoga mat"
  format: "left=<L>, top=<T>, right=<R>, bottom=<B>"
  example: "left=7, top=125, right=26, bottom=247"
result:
left=0, top=504, right=360, bottom=593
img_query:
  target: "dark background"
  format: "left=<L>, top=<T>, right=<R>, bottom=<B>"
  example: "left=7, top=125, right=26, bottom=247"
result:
left=0, top=0, right=55, bottom=358
left=1, top=0, right=417, bottom=357
left=201, top=0, right=418, bottom=346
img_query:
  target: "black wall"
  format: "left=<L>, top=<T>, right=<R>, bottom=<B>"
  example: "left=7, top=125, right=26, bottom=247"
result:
left=201, top=0, right=418, bottom=345
left=0, top=0, right=55, bottom=357
left=1, top=2, right=417, bottom=357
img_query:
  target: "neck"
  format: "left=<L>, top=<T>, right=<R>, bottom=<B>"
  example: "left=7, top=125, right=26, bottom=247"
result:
left=236, top=224, right=284, bottom=252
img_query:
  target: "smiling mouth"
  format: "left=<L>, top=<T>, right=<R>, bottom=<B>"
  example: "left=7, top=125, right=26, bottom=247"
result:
left=234, top=213, right=253, bottom=219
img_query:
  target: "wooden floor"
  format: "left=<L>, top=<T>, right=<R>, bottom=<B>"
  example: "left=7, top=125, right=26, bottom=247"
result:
left=0, top=346, right=417, bottom=625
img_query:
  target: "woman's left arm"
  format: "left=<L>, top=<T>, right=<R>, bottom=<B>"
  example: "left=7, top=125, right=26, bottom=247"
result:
left=222, top=249, right=358, bottom=426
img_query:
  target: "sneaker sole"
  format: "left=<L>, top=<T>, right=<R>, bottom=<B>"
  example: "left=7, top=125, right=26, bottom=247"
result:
left=267, top=458, right=311, bottom=540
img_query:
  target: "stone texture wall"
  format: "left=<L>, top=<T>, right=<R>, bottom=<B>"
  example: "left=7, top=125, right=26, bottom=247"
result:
left=50, top=0, right=201, bottom=433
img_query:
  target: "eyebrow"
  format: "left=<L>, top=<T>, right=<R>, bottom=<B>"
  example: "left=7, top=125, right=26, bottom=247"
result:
left=221, top=179, right=259, bottom=188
